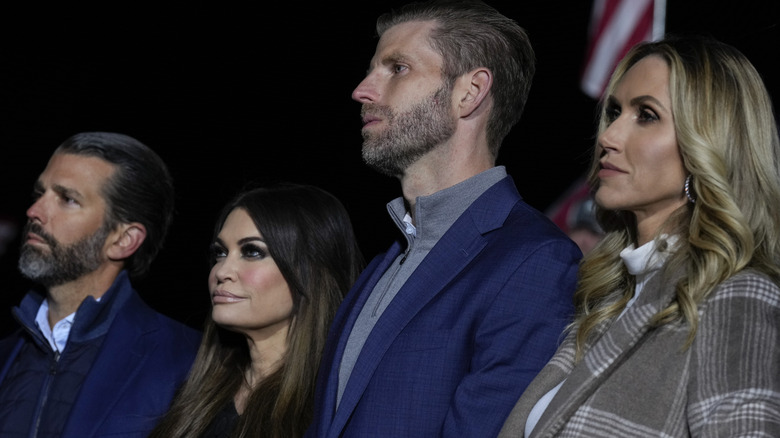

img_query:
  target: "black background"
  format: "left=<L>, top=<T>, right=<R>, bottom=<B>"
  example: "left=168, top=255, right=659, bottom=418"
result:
left=1, top=1, right=777, bottom=335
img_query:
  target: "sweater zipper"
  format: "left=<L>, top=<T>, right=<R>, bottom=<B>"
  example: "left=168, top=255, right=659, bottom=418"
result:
left=371, top=245, right=412, bottom=317
left=372, top=208, right=415, bottom=317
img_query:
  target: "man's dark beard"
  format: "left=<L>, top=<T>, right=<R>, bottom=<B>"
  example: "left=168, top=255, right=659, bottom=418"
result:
left=361, top=85, right=456, bottom=176
left=19, top=221, right=111, bottom=287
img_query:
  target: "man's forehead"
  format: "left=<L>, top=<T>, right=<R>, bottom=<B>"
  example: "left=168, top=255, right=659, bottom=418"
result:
left=44, top=152, right=115, bottom=173
left=377, top=20, right=437, bottom=51
left=38, top=153, right=116, bottom=194
left=373, top=20, right=441, bottom=64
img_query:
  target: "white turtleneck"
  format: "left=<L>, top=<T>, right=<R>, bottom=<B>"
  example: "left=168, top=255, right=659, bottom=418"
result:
left=524, top=236, right=676, bottom=437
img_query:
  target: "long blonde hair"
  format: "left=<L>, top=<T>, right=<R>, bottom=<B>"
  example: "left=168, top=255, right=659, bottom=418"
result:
left=573, top=36, right=780, bottom=359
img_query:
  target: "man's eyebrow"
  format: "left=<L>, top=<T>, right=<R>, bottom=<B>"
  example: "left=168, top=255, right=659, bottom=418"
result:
left=52, top=184, right=84, bottom=201
left=381, top=51, right=411, bottom=66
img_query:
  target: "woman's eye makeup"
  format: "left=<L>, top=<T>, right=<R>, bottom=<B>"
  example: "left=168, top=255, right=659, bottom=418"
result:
left=604, top=99, right=659, bottom=125
left=603, top=96, right=621, bottom=123
left=637, top=105, right=659, bottom=122
left=605, top=105, right=620, bottom=123
left=209, top=243, right=227, bottom=264
left=209, top=238, right=269, bottom=263
left=241, top=243, right=267, bottom=259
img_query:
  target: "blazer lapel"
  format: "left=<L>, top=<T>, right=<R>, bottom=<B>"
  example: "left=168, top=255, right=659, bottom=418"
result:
left=331, top=178, right=518, bottom=435
left=321, top=242, right=403, bottom=435
left=63, top=303, right=157, bottom=437
left=532, top=270, right=682, bottom=437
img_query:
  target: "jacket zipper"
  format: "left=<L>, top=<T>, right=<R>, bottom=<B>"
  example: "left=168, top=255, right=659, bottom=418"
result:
left=30, top=349, right=59, bottom=438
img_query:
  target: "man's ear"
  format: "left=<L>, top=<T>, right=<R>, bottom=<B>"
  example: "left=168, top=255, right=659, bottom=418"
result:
left=106, top=223, right=147, bottom=261
left=457, top=67, right=492, bottom=118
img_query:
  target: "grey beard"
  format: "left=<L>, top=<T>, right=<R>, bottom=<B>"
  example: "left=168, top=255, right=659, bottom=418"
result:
left=18, top=222, right=111, bottom=287
left=361, top=85, right=456, bottom=177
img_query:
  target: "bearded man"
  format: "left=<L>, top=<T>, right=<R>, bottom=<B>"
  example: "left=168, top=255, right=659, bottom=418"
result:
left=307, top=1, right=583, bottom=437
left=0, top=132, right=200, bottom=438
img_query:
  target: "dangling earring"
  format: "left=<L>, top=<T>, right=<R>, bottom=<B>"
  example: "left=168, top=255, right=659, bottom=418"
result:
left=684, top=175, right=696, bottom=204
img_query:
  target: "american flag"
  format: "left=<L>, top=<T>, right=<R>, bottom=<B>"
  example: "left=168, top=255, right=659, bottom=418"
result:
left=580, top=0, right=667, bottom=99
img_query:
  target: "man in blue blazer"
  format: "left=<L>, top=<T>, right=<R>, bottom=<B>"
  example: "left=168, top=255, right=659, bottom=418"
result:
left=0, top=132, right=200, bottom=437
left=307, top=1, right=582, bottom=437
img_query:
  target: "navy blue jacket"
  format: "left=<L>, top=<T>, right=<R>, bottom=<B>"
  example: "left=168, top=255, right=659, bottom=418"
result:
left=0, top=271, right=201, bottom=438
left=308, top=176, right=581, bottom=437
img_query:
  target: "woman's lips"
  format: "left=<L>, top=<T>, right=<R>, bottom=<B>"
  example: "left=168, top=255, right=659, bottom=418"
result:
left=211, top=290, right=246, bottom=304
left=598, top=161, right=626, bottom=178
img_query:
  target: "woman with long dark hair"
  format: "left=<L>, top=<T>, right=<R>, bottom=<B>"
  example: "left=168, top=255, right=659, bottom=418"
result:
left=150, top=183, right=364, bottom=437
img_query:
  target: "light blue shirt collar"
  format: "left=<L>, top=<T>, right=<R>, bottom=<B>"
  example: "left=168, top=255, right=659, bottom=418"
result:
left=35, top=296, right=101, bottom=354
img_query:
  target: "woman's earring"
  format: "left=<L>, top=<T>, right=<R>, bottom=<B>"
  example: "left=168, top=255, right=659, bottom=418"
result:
left=684, top=175, right=696, bottom=204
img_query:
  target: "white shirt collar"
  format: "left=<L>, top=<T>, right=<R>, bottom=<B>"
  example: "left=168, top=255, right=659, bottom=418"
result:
left=35, top=296, right=102, bottom=354
left=402, top=213, right=417, bottom=237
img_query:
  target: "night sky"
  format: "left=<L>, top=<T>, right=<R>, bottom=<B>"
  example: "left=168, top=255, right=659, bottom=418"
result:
left=1, top=1, right=777, bottom=334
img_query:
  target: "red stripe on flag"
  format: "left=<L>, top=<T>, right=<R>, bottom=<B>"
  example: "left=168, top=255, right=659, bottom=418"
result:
left=583, top=0, right=621, bottom=70
left=580, top=0, right=655, bottom=99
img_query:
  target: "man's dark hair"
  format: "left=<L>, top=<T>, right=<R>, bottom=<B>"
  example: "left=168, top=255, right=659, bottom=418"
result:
left=55, top=132, right=174, bottom=278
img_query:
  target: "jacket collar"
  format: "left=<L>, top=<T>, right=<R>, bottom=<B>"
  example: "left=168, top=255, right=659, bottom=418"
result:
left=531, top=266, right=686, bottom=436
left=12, top=271, right=135, bottom=349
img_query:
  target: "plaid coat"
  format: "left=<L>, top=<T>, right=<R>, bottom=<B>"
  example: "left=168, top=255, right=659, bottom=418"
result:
left=499, top=269, right=780, bottom=437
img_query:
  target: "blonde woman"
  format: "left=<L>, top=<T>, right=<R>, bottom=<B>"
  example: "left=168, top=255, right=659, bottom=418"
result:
left=500, top=35, right=780, bottom=437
